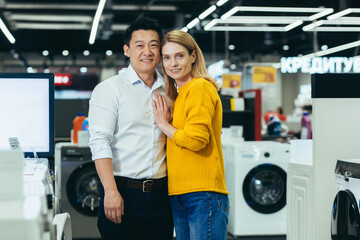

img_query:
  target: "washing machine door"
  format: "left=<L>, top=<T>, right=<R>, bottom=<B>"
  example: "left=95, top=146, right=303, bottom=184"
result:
left=243, top=163, right=286, bottom=214
left=331, top=190, right=360, bottom=240
left=67, top=162, right=101, bottom=216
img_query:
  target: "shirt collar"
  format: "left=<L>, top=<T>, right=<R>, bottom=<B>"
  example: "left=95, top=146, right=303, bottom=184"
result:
left=125, top=64, right=164, bottom=88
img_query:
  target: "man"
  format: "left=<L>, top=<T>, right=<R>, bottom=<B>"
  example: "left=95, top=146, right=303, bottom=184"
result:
left=88, top=17, right=173, bottom=240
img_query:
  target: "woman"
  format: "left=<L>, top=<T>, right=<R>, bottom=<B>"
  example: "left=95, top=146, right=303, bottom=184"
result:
left=152, top=30, right=229, bottom=240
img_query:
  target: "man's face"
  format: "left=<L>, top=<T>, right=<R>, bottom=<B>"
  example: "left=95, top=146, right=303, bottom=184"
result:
left=123, top=30, right=161, bottom=76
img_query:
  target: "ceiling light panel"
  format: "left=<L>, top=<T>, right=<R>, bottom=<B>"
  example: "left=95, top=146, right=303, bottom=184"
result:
left=207, top=6, right=333, bottom=32
left=0, top=17, right=15, bottom=44
left=10, top=14, right=93, bottom=22
left=327, top=8, right=360, bottom=20
left=15, top=23, right=90, bottom=30
left=304, top=9, right=360, bottom=32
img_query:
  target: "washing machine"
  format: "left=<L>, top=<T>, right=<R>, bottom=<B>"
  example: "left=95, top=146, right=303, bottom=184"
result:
left=59, top=144, right=101, bottom=239
left=222, top=140, right=290, bottom=237
left=331, top=159, right=360, bottom=239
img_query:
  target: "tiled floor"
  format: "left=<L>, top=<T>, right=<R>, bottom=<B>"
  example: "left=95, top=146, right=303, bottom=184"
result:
left=226, top=234, right=286, bottom=240
left=76, top=235, right=286, bottom=240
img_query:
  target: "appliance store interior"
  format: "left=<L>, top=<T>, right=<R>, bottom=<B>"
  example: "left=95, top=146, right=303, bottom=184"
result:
left=1, top=0, right=360, bottom=239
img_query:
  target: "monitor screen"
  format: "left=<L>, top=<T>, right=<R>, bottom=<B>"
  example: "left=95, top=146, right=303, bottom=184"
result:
left=0, top=73, right=54, bottom=158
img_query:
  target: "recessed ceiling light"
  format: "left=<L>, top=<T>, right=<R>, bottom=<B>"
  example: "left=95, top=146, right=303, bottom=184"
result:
left=62, top=50, right=69, bottom=56
left=228, top=44, right=235, bottom=50
left=44, top=69, right=50, bottom=73
left=283, top=45, right=289, bottom=51
left=230, top=64, right=236, bottom=69
left=42, top=50, right=49, bottom=56
left=83, top=50, right=90, bottom=56
left=80, top=67, right=87, bottom=73
left=106, top=50, right=113, bottom=56
left=27, top=67, right=35, bottom=73
left=321, top=45, right=328, bottom=50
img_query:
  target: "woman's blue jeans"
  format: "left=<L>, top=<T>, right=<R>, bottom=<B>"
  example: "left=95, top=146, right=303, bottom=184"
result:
left=170, top=191, right=229, bottom=240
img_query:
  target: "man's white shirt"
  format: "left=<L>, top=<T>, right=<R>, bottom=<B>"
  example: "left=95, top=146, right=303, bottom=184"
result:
left=88, top=64, right=169, bottom=179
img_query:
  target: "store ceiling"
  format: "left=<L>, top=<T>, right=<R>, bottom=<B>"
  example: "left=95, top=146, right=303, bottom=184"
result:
left=0, top=0, right=360, bottom=69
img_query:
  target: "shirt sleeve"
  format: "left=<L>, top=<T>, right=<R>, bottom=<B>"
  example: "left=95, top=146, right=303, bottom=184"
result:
left=173, top=83, right=216, bottom=152
left=88, top=82, right=119, bottom=160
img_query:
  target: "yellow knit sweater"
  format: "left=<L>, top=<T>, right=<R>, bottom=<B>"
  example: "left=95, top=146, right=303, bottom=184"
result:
left=167, top=78, right=229, bottom=196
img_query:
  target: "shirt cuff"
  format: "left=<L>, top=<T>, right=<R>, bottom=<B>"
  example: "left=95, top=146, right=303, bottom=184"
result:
left=91, top=147, right=113, bottom=161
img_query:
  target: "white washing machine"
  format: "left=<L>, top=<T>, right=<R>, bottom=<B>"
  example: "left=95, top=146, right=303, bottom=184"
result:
left=222, top=140, right=290, bottom=237
left=57, top=143, right=101, bottom=239
left=331, top=159, right=360, bottom=239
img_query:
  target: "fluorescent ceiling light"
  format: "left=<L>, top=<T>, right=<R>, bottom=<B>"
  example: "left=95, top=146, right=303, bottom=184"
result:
left=302, top=20, right=324, bottom=31
left=111, top=24, right=129, bottom=31
left=284, top=20, right=303, bottom=31
left=321, top=18, right=360, bottom=25
left=303, top=40, right=360, bottom=58
left=89, top=0, right=106, bottom=45
left=10, top=14, right=93, bottom=22
left=219, top=16, right=305, bottom=24
left=216, top=0, right=228, bottom=7
left=221, top=7, right=238, bottom=20
left=221, top=6, right=333, bottom=20
left=15, top=23, right=90, bottom=30
left=307, top=27, right=360, bottom=32
left=208, top=26, right=287, bottom=31
left=113, top=5, right=177, bottom=11
left=181, top=27, right=188, bottom=32
left=273, top=39, right=360, bottom=68
left=199, top=5, right=216, bottom=20
left=186, top=18, right=199, bottom=29
left=309, top=9, right=334, bottom=21
left=204, top=19, right=218, bottom=31
left=327, top=8, right=353, bottom=20
left=0, top=17, right=16, bottom=44
left=206, top=18, right=303, bottom=32
left=219, top=16, right=308, bottom=24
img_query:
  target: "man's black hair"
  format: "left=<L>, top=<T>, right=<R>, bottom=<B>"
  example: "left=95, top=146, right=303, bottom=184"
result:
left=124, top=16, right=163, bottom=46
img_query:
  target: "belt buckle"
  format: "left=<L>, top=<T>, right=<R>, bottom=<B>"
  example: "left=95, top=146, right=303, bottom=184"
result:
left=142, top=180, right=154, bottom=193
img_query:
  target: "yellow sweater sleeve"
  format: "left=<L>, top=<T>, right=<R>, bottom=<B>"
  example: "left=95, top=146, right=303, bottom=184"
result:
left=173, top=82, right=216, bottom=151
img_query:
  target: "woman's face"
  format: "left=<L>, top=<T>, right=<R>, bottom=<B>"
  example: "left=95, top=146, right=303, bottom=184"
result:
left=162, top=42, right=196, bottom=87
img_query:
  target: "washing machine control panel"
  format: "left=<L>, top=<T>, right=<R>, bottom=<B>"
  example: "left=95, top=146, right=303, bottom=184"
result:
left=61, top=146, right=92, bottom=162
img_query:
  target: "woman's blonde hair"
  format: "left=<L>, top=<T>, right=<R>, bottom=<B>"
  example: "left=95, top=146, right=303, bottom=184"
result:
left=161, top=30, right=219, bottom=100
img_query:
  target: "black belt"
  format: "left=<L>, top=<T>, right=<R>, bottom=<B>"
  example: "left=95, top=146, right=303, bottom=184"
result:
left=115, top=176, right=168, bottom=193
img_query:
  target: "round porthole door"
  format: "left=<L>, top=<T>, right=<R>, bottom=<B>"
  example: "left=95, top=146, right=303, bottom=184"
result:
left=243, top=163, right=286, bottom=214
left=331, top=190, right=360, bottom=240
left=66, top=162, right=101, bottom=216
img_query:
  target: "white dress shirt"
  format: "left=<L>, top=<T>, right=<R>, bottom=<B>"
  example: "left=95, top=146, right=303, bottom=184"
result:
left=88, top=65, right=168, bottom=179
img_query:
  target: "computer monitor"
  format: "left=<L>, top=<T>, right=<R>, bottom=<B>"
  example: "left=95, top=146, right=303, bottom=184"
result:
left=0, top=73, right=54, bottom=158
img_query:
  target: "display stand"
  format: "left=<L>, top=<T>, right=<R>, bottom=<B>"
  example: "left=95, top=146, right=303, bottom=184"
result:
left=221, top=88, right=262, bottom=141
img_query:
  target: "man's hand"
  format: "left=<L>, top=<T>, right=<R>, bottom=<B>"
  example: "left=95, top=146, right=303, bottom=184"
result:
left=104, top=189, right=124, bottom=224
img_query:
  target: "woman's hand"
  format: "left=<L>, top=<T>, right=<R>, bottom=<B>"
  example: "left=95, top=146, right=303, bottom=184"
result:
left=152, top=93, right=172, bottom=128
left=152, top=93, right=176, bottom=139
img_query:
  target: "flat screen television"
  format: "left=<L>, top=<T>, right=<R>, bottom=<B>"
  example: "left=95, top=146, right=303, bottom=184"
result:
left=0, top=73, right=54, bottom=158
